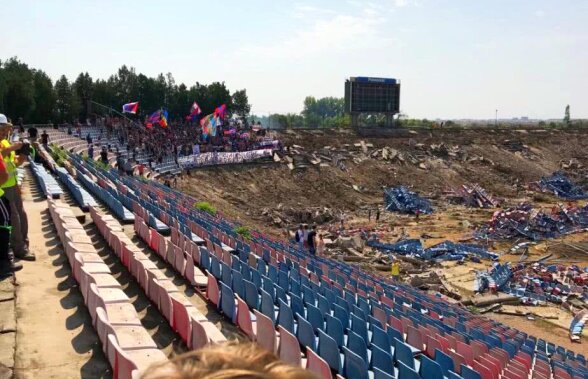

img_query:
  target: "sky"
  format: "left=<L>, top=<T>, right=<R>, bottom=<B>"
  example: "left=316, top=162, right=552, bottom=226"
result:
left=1, top=0, right=587, bottom=119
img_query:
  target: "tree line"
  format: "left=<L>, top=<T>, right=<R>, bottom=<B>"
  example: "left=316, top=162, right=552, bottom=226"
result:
left=251, top=96, right=350, bottom=129
left=0, top=57, right=251, bottom=124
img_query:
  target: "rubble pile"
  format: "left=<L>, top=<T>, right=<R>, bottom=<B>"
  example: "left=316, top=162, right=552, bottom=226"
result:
left=367, top=236, right=498, bottom=262
left=536, top=172, right=588, bottom=200
left=475, top=262, right=588, bottom=307
left=262, top=205, right=335, bottom=227
left=384, top=186, right=433, bottom=215
left=476, top=203, right=588, bottom=241
left=277, top=140, right=495, bottom=173
left=501, top=140, right=539, bottom=160
left=445, top=184, right=502, bottom=208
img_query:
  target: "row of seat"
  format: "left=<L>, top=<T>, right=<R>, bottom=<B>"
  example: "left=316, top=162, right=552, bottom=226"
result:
left=30, top=160, right=62, bottom=198
left=55, top=167, right=97, bottom=210
left=47, top=198, right=166, bottom=379
left=92, top=208, right=227, bottom=349
left=76, top=168, right=134, bottom=222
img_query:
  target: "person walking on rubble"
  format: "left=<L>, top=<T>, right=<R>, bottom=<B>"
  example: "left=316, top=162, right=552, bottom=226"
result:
left=316, top=233, right=325, bottom=256
left=295, top=224, right=305, bottom=252
left=391, top=259, right=400, bottom=280
left=307, top=225, right=317, bottom=256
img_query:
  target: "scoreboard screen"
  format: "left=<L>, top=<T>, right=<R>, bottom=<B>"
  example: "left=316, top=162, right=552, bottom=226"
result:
left=345, top=77, right=400, bottom=114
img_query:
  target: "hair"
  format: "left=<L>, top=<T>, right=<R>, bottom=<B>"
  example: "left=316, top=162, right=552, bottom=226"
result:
left=141, top=341, right=318, bottom=379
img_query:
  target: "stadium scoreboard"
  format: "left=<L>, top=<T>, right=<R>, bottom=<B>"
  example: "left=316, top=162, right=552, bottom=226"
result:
left=345, top=77, right=400, bottom=114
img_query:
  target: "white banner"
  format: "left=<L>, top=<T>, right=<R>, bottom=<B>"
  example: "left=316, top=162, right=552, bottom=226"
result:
left=178, top=149, right=273, bottom=169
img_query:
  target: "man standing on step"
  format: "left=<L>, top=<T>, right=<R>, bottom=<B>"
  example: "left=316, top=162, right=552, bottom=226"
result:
left=0, top=117, right=34, bottom=262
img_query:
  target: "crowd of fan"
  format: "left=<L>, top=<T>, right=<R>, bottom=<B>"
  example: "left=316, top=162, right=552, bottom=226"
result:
left=72, top=116, right=276, bottom=167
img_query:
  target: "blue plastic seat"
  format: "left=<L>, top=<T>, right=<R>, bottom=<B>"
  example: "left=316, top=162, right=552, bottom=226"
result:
left=373, top=367, right=395, bottom=379
left=268, top=264, right=278, bottom=283
left=394, top=338, right=415, bottom=370
left=306, top=303, right=324, bottom=332
left=231, top=269, right=244, bottom=298
left=398, top=361, right=420, bottom=379
left=347, top=330, right=368, bottom=363
left=296, top=313, right=316, bottom=351
left=278, top=299, right=294, bottom=334
left=278, top=270, right=289, bottom=290
left=210, top=255, right=222, bottom=280
left=448, top=371, right=464, bottom=379
left=460, top=364, right=482, bottom=379
left=200, top=248, right=211, bottom=271
left=302, top=285, right=316, bottom=306
left=420, top=355, right=443, bottom=379
left=434, top=349, right=454, bottom=377
left=317, top=293, right=331, bottom=315
left=221, top=262, right=231, bottom=285
left=240, top=264, right=251, bottom=281
left=262, top=275, right=274, bottom=298
left=257, top=259, right=267, bottom=275
left=271, top=281, right=285, bottom=301
left=371, top=344, right=394, bottom=374
left=220, top=282, right=236, bottom=322
left=318, top=329, right=342, bottom=373
left=367, top=315, right=383, bottom=331
left=243, top=280, right=259, bottom=310
left=326, top=313, right=345, bottom=348
left=289, top=293, right=305, bottom=319
left=260, top=289, right=276, bottom=323
left=387, top=326, right=403, bottom=346
left=251, top=269, right=262, bottom=289
left=371, top=325, right=392, bottom=355
left=333, top=303, right=349, bottom=330
left=351, top=313, right=369, bottom=344
left=343, top=347, right=368, bottom=379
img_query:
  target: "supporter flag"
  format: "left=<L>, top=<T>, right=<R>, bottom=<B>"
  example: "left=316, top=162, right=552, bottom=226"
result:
left=200, top=113, right=212, bottom=136
left=122, top=102, right=139, bottom=114
left=214, top=104, right=227, bottom=120
left=185, top=101, right=202, bottom=122
left=145, top=110, right=160, bottom=128
left=159, top=110, right=169, bottom=128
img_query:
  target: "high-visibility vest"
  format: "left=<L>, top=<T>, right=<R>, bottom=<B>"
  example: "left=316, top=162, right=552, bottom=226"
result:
left=1, top=139, right=17, bottom=189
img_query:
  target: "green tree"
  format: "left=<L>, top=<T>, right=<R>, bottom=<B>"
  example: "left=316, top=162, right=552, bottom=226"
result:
left=54, top=75, right=79, bottom=122
left=564, top=104, right=570, bottom=125
left=1, top=57, right=35, bottom=121
left=32, top=70, right=56, bottom=123
left=231, top=89, right=251, bottom=118
left=73, top=72, right=93, bottom=120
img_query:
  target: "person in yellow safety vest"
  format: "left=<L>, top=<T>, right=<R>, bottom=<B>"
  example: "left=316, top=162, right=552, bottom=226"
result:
left=0, top=116, right=34, bottom=262
left=391, top=260, right=400, bottom=280
left=0, top=115, right=23, bottom=276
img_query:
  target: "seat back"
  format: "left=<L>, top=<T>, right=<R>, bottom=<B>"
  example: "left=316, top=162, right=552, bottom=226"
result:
left=342, top=347, right=368, bottom=379
left=277, top=325, right=301, bottom=367
left=420, top=355, right=444, bottom=379
left=253, top=309, right=276, bottom=353
left=318, top=328, right=341, bottom=373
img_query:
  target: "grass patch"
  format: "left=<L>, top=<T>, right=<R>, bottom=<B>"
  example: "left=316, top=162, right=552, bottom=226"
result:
left=194, top=201, right=217, bottom=215
left=234, top=226, right=252, bottom=240
left=50, top=144, right=68, bottom=166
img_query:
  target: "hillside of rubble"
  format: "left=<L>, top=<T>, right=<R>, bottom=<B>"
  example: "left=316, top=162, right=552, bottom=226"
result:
left=179, top=127, right=588, bottom=235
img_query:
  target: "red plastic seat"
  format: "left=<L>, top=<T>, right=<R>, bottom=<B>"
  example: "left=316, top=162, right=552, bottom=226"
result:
left=107, top=334, right=166, bottom=379
left=236, top=296, right=256, bottom=340
left=306, top=348, right=332, bottom=379
left=254, top=309, right=277, bottom=353
left=277, top=325, right=301, bottom=367
left=473, top=361, right=494, bottom=379
left=206, top=272, right=220, bottom=307
left=456, top=341, right=474, bottom=366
